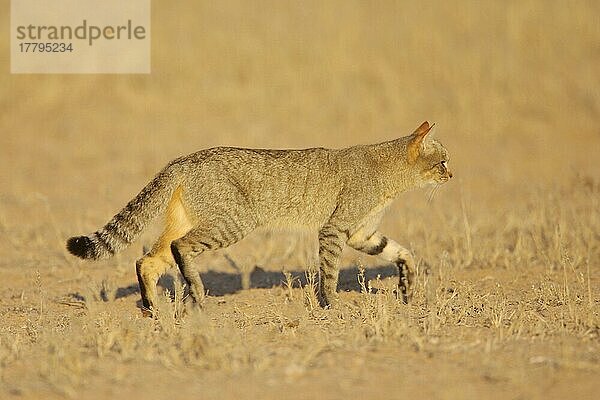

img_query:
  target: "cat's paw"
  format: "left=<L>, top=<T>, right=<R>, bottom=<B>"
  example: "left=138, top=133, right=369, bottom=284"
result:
left=183, top=293, right=204, bottom=311
left=397, top=261, right=415, bottom=304
left=318, top=292, right=340, bottom=309
left=140, top=306, right=154, bottom=318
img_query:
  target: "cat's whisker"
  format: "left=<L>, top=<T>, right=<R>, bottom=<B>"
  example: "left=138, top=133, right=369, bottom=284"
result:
left=426, top=186, right=434, bottom=203
left=427, top=184, right=440, bottom=204
left=434, top=184, right=441, bottom=201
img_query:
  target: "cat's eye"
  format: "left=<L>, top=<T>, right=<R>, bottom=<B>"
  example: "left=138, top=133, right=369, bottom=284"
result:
left=440, top=161, right=447, bottom=169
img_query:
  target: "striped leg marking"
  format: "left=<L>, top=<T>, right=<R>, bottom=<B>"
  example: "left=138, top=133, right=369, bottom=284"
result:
left=317, top=225, right=346, bottom=308
left=348, top=231, right=415, bottom=303
left=170, top=213, right=256, bottom=304
left=170, top=238, right=206, bottom=305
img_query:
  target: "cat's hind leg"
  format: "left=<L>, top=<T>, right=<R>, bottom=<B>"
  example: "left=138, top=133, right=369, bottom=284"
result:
left=136, top=254, right=173, bottom=315
left=347, top=230, right=415, bottom=303
left=170, top=213, right=257, bottom=305
left=136, top=186, right=193, bottom=316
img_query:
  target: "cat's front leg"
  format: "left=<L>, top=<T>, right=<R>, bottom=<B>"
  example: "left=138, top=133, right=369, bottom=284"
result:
left=347, top=230, right=415, bottom=303
left=317, top=224, right=347, bottom=308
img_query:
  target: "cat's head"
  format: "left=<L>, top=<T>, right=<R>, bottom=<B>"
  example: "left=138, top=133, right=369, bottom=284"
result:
left=407, top=121, right=452, bottom=185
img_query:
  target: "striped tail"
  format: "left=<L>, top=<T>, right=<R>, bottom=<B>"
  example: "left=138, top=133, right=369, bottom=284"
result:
left=67, top=165, right=180, bottom=260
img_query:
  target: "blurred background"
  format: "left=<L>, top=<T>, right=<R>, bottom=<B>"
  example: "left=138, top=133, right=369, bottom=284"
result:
left=0, top=0, right=598, bottom=267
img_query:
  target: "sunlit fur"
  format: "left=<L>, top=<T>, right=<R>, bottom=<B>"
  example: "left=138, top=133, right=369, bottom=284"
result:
left=67, top=121, right=451, bottom=313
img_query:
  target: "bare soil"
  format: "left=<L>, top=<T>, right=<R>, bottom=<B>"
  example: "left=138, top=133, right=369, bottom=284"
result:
left=1, top=2, right=599, bottom=399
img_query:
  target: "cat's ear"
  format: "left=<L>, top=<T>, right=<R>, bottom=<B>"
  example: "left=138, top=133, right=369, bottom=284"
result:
left=407, top=121, right=434, bottom=164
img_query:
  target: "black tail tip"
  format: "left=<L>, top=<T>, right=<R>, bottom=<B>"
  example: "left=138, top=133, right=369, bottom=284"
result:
left=66, top=236, right=95, bottom=259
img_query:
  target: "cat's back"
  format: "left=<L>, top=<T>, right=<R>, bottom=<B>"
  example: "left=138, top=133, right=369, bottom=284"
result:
left=172, top=146, right=345, bottom=227
left=174, top=145, right=337, bottom=178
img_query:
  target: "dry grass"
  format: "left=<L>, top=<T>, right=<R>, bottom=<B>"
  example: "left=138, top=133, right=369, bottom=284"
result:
left=0, top=1, right=599, bottom=399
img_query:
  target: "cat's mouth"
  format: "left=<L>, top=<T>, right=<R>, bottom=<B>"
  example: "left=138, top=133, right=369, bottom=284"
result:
left=436, top=172, right=452, bottom=183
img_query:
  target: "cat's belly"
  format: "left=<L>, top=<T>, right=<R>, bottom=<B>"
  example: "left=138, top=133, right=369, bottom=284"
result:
left=261, top=202, right=332, bottom=230
left=268, top=220, right=320, bottom=230
left=266, top=211, right=327, bottom=230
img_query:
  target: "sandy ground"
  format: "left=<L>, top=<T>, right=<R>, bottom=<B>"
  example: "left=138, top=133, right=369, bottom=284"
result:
left=1, top=1, right=599, bottom=399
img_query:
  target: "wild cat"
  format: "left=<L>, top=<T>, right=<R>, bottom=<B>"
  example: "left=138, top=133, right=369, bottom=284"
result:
left=67, top=121, right=452, bottom=314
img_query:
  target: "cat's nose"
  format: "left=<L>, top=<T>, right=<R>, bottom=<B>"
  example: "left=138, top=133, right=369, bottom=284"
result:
left=448, top=170, right=453, bottom=178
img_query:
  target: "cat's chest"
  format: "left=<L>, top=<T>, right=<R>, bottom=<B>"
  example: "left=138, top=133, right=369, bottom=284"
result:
left=348, top=197, right=395, bottom=236
left=370, top=198, right=394, bottom=215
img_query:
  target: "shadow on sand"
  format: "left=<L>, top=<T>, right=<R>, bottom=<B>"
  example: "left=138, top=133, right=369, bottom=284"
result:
left=111, top=263, right=399, bottom=301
